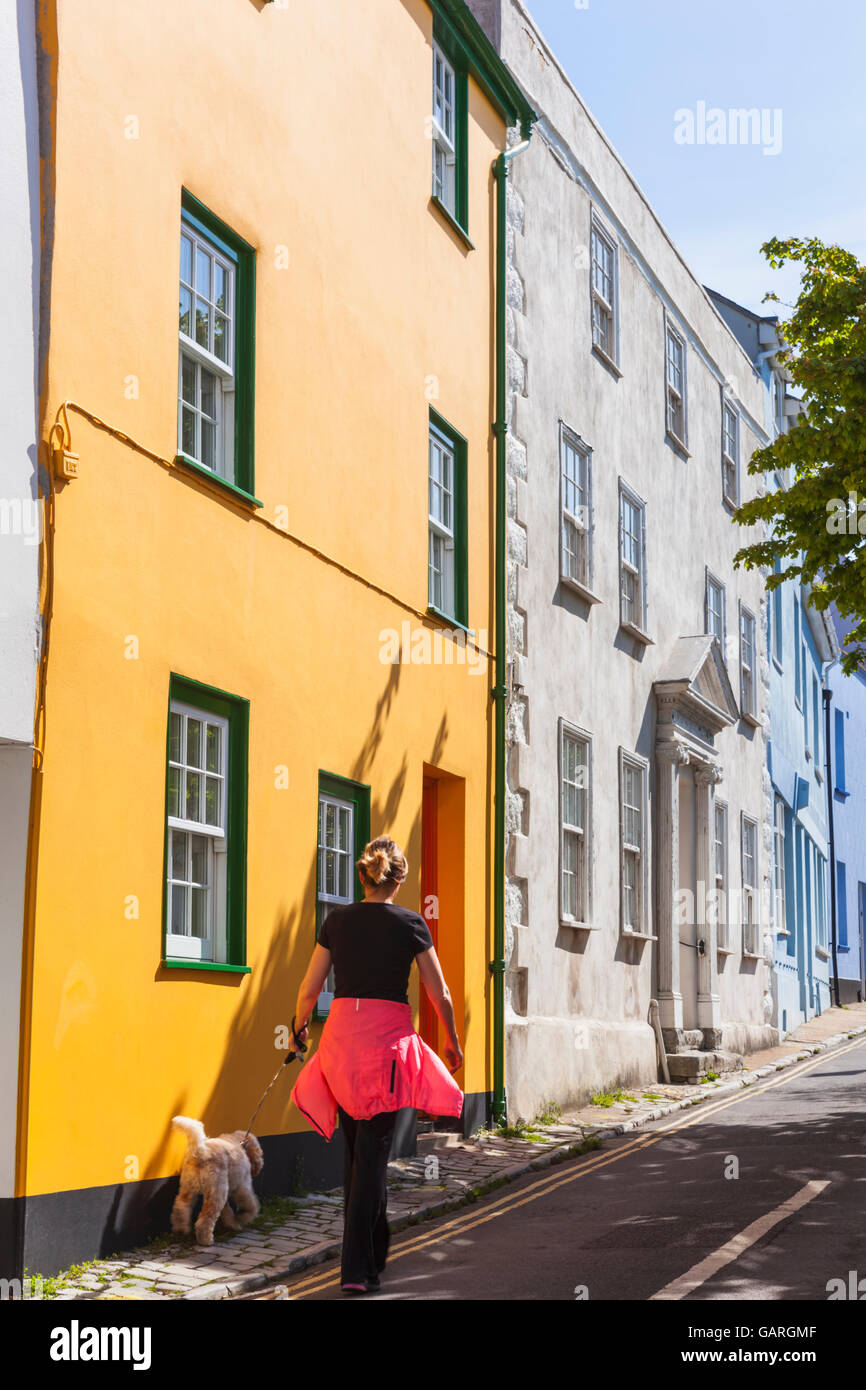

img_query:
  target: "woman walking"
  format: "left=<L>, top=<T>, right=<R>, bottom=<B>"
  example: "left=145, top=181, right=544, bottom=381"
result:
left=290, top=836, right=464, bottom=1295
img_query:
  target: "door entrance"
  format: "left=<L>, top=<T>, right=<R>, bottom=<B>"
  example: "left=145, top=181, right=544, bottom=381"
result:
left=678, top=766, right=698, bottom=1031
left=419, top=776, right=439, bottom=1051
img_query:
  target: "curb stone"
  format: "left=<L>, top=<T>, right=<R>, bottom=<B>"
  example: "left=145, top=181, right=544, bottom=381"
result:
left=182, top=1020, right=866, bottom=1299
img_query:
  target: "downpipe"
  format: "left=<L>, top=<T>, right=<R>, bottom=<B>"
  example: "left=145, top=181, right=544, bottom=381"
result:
left=491, top=136, right=531, bottom=1128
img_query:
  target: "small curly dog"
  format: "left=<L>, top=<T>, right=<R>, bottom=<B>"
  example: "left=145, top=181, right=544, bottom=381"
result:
left=170, top=1116, right=264, bottom=1246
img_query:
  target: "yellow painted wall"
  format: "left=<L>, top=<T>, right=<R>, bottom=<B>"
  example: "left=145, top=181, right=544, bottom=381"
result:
left=26, top=0, right=505, bottom=1196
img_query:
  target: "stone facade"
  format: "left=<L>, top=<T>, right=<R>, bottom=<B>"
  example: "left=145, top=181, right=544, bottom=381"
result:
left=471, top=0, right=779, bottom=1118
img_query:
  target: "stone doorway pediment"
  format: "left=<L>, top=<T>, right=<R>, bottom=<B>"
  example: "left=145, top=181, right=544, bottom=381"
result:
left=653, top=634, right=739, bottom=752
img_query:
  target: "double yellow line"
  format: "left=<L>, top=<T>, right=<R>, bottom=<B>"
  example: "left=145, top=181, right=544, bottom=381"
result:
left=284, top=1037, right=865, bottom=1298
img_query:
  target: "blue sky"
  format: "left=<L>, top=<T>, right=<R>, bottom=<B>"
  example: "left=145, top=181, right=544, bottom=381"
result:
left=521, top=0, right=866, bottom=317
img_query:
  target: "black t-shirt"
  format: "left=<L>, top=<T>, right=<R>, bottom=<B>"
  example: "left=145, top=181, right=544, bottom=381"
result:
left=318, top=902, right=434, bottom=1004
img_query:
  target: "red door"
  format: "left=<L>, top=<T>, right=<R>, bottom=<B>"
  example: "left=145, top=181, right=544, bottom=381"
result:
left=419, top=776, right=439, bottom=1051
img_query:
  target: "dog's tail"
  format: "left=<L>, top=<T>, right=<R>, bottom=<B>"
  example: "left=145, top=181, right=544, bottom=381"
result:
left=171, top=1115, right=208, bottom=1157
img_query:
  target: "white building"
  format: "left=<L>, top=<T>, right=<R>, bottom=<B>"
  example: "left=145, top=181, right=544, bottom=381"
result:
left=471, top=0, right=779, bottom=1118
left=0, top=0, right=43, bottom=1270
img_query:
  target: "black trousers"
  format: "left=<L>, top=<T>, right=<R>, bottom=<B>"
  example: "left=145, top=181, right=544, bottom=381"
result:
left=338, top=1105, right=397, bottom=1285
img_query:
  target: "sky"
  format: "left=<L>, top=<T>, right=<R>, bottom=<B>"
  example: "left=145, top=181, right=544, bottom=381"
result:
left=520, top=0, right=866, bottom=317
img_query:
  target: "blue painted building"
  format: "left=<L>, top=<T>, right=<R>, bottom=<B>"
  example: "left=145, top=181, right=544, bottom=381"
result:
left=827, top=607, right=866, bottom=1004
left=706, top=291, right=838, bottom=1033
left=767, top=574, right=836, bottom=1032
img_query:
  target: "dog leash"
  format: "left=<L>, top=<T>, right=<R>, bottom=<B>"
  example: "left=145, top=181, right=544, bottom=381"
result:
left=240, top=1017, right=308, bottom=1152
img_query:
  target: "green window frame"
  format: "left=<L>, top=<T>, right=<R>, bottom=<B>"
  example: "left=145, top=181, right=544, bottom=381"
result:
left=162, top=673, right=250, bottom=974
left=178, top=189, right=258, bottom=506
left=428, top=408, right=468, bottom=629
left=314, top=771, right=371, bottom=1018
left=431, top=12, right=469, bottom=236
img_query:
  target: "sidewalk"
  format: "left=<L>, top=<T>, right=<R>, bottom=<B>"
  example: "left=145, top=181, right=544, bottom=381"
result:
left=42, top=1002, right=866, bottom=1301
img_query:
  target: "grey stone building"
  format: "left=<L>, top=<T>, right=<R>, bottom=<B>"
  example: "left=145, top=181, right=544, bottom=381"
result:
left=470, top=0, right=779, bottom=1119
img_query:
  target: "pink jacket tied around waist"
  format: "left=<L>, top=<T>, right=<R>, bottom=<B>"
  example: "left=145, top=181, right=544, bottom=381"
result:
left=290, top=998, right=464, bottom=1140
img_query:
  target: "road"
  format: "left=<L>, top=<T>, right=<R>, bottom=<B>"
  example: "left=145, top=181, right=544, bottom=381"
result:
left=273, top=1036, right=866, bottom=1301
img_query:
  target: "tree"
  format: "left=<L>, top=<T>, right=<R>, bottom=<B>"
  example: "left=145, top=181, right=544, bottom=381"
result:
left=732, top=236, right=866, bottom=675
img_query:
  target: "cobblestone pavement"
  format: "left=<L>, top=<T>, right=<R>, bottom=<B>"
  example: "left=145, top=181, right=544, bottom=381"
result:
left=37, top=1002, right=866, bottom=1301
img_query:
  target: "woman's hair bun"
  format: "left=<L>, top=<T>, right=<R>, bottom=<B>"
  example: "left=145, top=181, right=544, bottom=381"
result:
left=357, top=836, right=408, bottom=887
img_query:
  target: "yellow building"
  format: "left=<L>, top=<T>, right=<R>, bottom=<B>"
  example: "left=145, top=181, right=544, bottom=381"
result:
left=12, top=0, right=533, bottom=1276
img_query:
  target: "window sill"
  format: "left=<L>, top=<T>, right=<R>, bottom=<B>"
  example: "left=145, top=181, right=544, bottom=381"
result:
left=622, top=929, right=657, bottom=942
left=722, top=494, right=740, bottom=514
left=620, top=621, right=654, bottom=647
left=426, top=605, right=473, bottom=636
left=176, top=454, right=262, bottom=509
left=834, top=787, right=850, bottom=800
left=717, top=945, right=736, bottom=956
left=742, top=950, right=764, bottom=961
left=815, top=946, right=831, bottom=961
left=591, top=343, right=622, bottom=378
left=665, top=430, right=691, bottom=459
left=162, top=959, right=251, bottom=975
left=560, top=918, right=600, bottom=932
left=836, top=945, right=851, bottom=954
left=772, top=656, right=783, bottom=674
left=740, top=708, right=761, bottom=728
left=815, top=768, right=824, bottom=784
left=560, top=574, right=602, bottom=606
left=429, top=196, right=475, bottom=250
left=775, top=930, right=791, bottom=938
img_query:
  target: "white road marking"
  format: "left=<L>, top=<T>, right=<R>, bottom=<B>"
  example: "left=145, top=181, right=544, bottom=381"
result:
left=649, top=1179, right=830, bottom=1301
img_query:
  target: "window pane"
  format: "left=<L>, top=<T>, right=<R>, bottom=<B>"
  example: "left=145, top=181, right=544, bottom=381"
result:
left=563, top=830, right=578, bottom=917
left=214, top=315, right=229, bottom=363
left=171, top=884, right=187, bottom=934
left=181, top=408, right=195, bottom=456
left=623, top=850, right=637, bottom=927
left=621, top=568, right=635, bottom=624
left=186, top=771, right=201, bottom=821
left=171, top=830, right=186, bottom=880
left=324, top=849, right=336, bottom=897
left=181, top=355, right=196, bottom=405
left=206, top=723, right=220, bottom=773
left=195, top=246, right=211, bottom=299
left=170, top=711, right=183, bottom=762
left=179, top=287, right=191, bottom=338
left=214, top=262, right=226, bottom=312
left=168, top=766, right=181, bottom=818
left=205, top=777, right=220, bottom=827
left=180, top=234, right=192, bottom=286
left=429, top=532, right=444, bottom=608
left=200, top=420, right=216, bottom=470
left=190, top=888, right=208, bottom=938
left=187, top=718, right=202, bottom=768
left=190, top=834, right=208, bottom=885
left=195, top=298, right=210, bottom=348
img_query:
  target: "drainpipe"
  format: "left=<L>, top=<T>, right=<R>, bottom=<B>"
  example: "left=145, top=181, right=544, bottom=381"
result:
left=490, top=133, right=530, bottom=1128
left=822, top=688, right=841, bottom=1008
